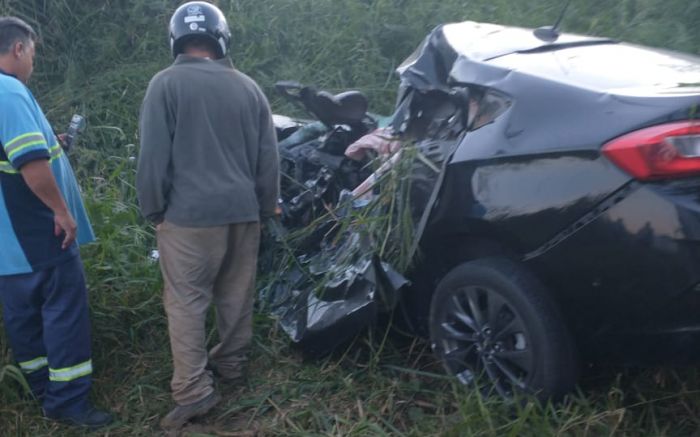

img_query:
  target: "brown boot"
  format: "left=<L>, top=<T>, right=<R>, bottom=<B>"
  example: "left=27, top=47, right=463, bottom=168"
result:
left=160, top=391, right=221, bottom=430
left=207, top=361, right=247, bottom=383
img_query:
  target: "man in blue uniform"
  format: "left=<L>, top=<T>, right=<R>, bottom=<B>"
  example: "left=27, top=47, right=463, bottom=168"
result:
left=0, top=17, right=112, bottom=429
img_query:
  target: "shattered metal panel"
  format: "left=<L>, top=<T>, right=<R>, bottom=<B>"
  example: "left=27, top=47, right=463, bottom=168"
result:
left=261, top=214, right=409, bottom=354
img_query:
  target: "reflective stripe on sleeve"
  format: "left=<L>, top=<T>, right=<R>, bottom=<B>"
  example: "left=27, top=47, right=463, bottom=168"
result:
left=0, top=144, right=63, bottom=174
left=0, top=160, right=17, bottom=174
left=49, top=144, right=62, bottom=158
left=4, top=132, right=47, bottom=159
left=18, top=356, right=48, bottom=373
left=48, top=359, right=92, bottom=382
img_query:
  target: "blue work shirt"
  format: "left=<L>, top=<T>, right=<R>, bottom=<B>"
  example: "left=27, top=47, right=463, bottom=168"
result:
left=0, top=71, right=94, bottom=275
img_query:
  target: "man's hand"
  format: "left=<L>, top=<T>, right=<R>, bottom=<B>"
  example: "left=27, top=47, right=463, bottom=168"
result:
left=20, top=159, right=77, bottom=250
left=262, top=213, right=286, bottom=241
left=54, top=210, right=77, bottom=249
left=57, top=133, right=68, bottom=150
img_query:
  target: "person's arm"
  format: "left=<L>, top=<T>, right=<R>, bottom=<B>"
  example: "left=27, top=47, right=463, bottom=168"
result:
left=0, top=91, right=75, bottom=249
left=20, top=160, right=76, bottom=249
left=255, top=90, right=280, bottom=218
left=136, top=75, right=174, bottom=224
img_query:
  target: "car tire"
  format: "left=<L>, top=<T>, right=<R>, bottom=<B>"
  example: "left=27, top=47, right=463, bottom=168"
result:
left=429, top=257, right=577, bottom=400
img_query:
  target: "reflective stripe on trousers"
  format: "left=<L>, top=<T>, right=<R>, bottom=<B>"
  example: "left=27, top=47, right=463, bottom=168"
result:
left=49, top=359, right=92, bottom=382
left=19, top=356, right=48, bottom=373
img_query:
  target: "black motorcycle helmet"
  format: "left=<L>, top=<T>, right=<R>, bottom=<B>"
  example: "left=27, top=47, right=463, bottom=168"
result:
left=169, top=1, right=231, bottom=58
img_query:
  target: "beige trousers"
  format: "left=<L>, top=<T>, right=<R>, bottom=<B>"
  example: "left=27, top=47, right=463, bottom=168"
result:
left=156, top=220, right=260, bottom=405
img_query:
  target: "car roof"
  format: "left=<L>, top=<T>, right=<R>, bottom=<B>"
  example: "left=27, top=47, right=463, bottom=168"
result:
left=491, top=41, right=700, bottom=95
left=439, top=21, right=613, bottom=61
left=399, top=21, right=700, bottom=96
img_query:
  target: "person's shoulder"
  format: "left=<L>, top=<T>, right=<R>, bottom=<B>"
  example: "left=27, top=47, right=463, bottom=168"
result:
left=232, top=70, right=266, bottom=96
left=0, top=75, right=30, bottom=98
left=0, top=77, right=32, bottom=110
left=148, top=65, right=176, bottom=84
left=232, top=69, right=258, bottom=86
left=145, top=64, right=183, bottom=95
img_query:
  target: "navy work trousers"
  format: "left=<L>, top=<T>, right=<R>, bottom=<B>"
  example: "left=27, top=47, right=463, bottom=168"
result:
left=0, top=255, right=92, bottom=416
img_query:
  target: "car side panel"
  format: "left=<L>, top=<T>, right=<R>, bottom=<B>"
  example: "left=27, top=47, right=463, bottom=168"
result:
left=426, top=156, right=630, bottom=252
left=527, top=179, right=700, bottom=345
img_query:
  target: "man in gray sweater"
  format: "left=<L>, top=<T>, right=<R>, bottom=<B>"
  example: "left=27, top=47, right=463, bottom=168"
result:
left=136, top=1, right=279, bottom=430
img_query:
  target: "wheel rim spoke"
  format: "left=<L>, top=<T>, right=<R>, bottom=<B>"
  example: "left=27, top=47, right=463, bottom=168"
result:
left=482, top=357, right=520, bottom=398
left=456, top=369, right=476, bottom=385
left=464, top=287, right=485, bottom=328
left=493, top=348, right=532, bottom=372
left=451, top=294, right=479, bottom=331
left=492, top=317, right=523, bottom=342
left=440, top=322, right=478, bottom=342
left=481, top=357, right=498, bottom=381
left=481, top=359, right=510, bottom=397
left=444, top=343, right=475, bottom=364
left=491, top=356, right=527, bottom=390
left=486, top=292, right=508, bottom=332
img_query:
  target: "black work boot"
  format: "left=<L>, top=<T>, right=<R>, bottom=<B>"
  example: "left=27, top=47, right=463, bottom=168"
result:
left=44, top=404, right=114, bottom=430
left=160, top=391, right=221, bottom=430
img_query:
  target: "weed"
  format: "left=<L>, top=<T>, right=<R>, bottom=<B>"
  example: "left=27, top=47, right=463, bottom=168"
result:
left=1, top=0, right=699, bottom=435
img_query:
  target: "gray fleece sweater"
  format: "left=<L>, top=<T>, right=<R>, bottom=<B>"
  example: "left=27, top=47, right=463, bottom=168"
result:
left=136, top=55, right=279, bottom=226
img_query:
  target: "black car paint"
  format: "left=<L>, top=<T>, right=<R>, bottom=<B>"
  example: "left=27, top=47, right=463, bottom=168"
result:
left=270, top=20, right=700, bottom=366
left=399, top=22, right=700, bottom=361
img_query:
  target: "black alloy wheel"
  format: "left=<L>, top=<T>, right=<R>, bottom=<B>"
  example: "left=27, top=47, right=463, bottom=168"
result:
left=429, top=257, right=577, bottom=400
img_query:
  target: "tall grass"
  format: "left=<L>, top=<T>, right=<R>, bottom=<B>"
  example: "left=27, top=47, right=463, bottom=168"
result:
left=1, top=0, right=700, bottom=435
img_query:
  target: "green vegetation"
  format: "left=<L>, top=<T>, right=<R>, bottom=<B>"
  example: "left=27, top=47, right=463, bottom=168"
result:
left=1, top=0, right=700, bottom=435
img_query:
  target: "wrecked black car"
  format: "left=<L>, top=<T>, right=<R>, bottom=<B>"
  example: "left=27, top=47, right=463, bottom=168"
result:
left=262, top=20, right=700, bottom=400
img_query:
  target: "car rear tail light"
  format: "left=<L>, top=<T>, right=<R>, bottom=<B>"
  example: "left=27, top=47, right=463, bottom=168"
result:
left=602, top=121, right=700, bottom=180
